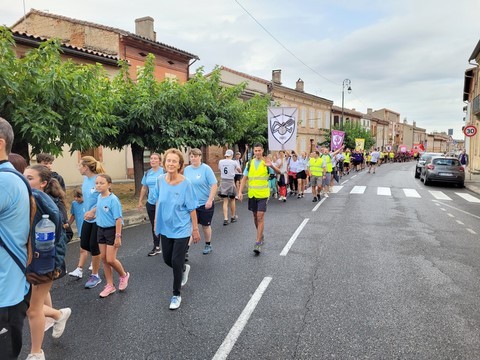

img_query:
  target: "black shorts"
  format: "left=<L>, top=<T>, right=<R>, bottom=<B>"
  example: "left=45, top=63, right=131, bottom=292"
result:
left=296, top=170, right=307, bottom=179
left=234, top=174, right=243, bottom=183
left=196, top=204, right=215, bottom=226
left=248, top=197, right=268, bottom=213
left=80, top=221, right=100, bottom=256
left=97, top=226, right=116, bottom=246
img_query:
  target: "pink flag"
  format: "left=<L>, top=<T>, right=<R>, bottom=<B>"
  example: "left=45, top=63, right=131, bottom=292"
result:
left=331, top=130, right=345, bottom=151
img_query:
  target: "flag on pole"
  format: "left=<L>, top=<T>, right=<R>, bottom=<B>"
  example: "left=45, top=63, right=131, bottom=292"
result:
left=355, top=138, right=365, bottom=151
left=331, top=130, right=345, bottom=151
left=268, top=107, right=298, bottom=151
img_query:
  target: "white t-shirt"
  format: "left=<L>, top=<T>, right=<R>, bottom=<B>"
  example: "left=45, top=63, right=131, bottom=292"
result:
left=219, top=159, right=238, bottom=180
left=371, top=151, right=380, bottom=163
left=275, top=157, right=288, bottom=174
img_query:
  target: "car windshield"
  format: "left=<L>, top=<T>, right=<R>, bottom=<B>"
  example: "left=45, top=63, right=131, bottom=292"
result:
left=433, top=158, right=460, bottom=166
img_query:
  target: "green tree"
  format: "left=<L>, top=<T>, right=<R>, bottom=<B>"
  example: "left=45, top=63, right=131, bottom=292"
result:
left=323, top=121, right=375, bottom=150
left=0, top=26, right=117, bottom=160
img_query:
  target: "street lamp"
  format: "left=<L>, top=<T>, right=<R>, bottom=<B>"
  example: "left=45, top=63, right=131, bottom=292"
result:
left=341, top=79, right=352, bottom=128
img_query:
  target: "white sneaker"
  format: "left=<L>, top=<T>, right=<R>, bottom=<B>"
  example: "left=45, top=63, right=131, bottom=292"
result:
left=88, top=263, right=93, bottom=271
left=52, top=308, right=71, bottom=338
left=169, top=296, right=182, bottom=310
left=181, top=264, right=190, bottom=287
left=44, top=317, right=55, bottom=332
left=68, top=267, right=83, bottom=278
left=324, top=193, right=329, bottom=198
left=26, top=350, right=45, bottom=360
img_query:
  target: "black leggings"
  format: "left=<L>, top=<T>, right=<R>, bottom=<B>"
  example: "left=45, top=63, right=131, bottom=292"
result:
left=146, top=202, right=160, bottom=247
left=288, top=175, right=298, bottom=192
left=161, top=235, right=189, bottom=296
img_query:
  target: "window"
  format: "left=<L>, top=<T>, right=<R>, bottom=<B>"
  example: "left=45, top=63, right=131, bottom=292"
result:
left=309, top=109, right=315, bottom=128
left=325, top=111, right=331, bottom=129
left=300, top=137, right=306, bottom=152
left=317, top=110, right=323, bottom=129
left=301, top=107, right=306, bottom=127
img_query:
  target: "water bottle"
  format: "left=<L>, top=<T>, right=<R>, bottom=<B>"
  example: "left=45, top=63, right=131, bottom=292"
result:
left=34, top=214, right=55, bottom=274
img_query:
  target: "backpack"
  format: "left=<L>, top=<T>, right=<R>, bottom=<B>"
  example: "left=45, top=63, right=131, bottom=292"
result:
left=0, top=168, right=66, bottom=283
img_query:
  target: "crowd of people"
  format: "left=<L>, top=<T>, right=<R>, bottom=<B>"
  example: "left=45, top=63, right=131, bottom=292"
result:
left=1, top=112, right=411, bottom=359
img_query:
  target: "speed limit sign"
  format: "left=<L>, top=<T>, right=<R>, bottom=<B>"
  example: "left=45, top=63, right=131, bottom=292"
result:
left=464, top=125, right=477, bottom=137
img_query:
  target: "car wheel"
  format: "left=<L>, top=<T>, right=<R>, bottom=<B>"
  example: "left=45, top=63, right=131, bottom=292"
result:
left=414, top=169, right=420, bottom=179
left=458, top=182, right=464, bottom=188
left=424, top=176, right=430, bottom=186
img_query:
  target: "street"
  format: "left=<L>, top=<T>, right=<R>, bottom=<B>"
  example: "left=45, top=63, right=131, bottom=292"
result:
left=20, top=161, right=480, bottom=360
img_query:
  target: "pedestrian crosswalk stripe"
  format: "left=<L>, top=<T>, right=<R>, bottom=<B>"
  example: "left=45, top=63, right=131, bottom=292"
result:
left=403, top=188, right=421, bottom=198
left=455, top=193, right=480, bottom=203
left=350, top=186, right=366, bottom=194
left=429, top=191, right=452, bottom=200
left=377, top=187, right=391, bottom=196
left=331, top=186, right=343, bottom=193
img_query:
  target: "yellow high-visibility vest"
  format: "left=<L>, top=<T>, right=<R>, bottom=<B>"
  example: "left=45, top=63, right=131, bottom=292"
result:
left=322, top=154, right=333, bottom=173
left=344, top=153, right=350, bottom=163
left=247, top=159, right=270, bottom=198
left=309, top=157, right=323, bottom=176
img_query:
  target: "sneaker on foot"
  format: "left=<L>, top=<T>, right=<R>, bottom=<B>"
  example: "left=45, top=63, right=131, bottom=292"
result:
left=181, top=264, right=190, bottom=287
left=324, top=193, right=329, bottom=198
left=119, top=272, right=130, bottom=291
left=169, top=296, right=182, bottom=310
left=312, top=197, right=317, bottom=202
left=317, top=194, right=321, bottom=201
left=68, top=267, right=83, bottom=279
left=231, top=215, right=238, bottom=223
left=185, top=250, right=189, bottom=262
left=44, top=317, right=55, bottom=332
left=52, top=308, right=71, bottom=338
left=99, top=284, right=116, bottom=298
left=26, top=350, right=45, bottom=360
left=253, top=242, right=262, bottom=255
left=203, top=244, right=212, bottom=255
left=85, top=275, right=102, bottom=289
left=223, top=220, right=229, bottom=226
left=148, top=247, right=161, bottom=256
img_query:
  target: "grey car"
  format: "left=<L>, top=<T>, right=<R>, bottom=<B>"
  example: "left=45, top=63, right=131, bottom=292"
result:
left=420, top=156, right=465, bottom=187
left=414, top=152, right=443, bottom=178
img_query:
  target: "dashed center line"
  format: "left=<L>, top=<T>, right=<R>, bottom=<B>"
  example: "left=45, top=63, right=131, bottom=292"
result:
left=280, top=218, right=309, bottom=256
left=466, top=228, right=477, bottom=234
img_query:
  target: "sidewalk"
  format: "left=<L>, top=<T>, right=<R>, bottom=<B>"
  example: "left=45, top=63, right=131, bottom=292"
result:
left=464, top=168, right=480, bottom=195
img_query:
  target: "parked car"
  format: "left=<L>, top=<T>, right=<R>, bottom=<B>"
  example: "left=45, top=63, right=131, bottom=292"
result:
left=414, top=152, right=443, bottom=178
left=420, top=156, right=464, bottom=187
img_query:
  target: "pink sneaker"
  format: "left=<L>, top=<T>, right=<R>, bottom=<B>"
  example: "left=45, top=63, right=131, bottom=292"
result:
left=99, top=284, right=116, bottom=298
left=119, top=272, right=130, bottom=291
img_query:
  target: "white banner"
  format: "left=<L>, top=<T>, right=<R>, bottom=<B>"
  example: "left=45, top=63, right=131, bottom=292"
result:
left=267, top=107, right=298, bottom=151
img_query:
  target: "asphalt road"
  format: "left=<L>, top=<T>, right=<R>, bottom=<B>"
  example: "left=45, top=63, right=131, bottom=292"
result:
left=19, top=161, right=480, bottom=360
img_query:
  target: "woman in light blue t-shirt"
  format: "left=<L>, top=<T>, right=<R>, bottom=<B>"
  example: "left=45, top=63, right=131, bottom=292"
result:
left=155, top=148, right=200, bottom=310
left=138, top=153, right=164, bottom=257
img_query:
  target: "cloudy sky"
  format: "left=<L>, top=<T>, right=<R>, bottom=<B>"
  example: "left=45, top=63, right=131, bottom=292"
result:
left=2, top=0, right=479, bottom=139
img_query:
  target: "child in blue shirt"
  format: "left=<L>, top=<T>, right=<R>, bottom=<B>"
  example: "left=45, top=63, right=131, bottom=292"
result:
left=95, top=174, right=130, bottom=298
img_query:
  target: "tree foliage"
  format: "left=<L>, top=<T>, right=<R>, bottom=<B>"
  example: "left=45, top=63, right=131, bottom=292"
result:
left=323, top=121, right=375, bottom=150
left=0, top=26, right=117, bottom=160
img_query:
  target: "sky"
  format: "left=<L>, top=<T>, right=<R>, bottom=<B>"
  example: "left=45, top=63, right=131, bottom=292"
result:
left=1, top=0, right=479, bottom=139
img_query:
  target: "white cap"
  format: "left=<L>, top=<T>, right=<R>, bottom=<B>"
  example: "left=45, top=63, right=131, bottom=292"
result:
left=225, top=149, right=234, bottom=157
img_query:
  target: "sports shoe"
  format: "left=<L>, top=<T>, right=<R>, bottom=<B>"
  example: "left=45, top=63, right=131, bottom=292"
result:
left=26, top=350, right=45, bottom=360
left=68, top=267, right=83, bottom=279
left=253, top=242, right=262, bottom=255
left=324, top=193, right=329, bottom=198
left=148, top=247, right=162, bottom=256
left=312, top=197, right=317, bottom=202
left=203, top=244, right=212, bottom=255
left=181, top=264, right=190, bottom=287
left=231, top=215, right=238, bottom=223
left=169, top=296, right=182, bottom=310
left=317, top=194, right=321, bottom=201
left=52, top=308, right=71, bottom=338
left=119, top=272, right=130, bottom=291
left=99, top=284, right=116, bottom=298
left=44, top=317, right=55, bottom=332
left=223, top=220, right=229, bottom=226
left=85, top=274, right=102, bottom=289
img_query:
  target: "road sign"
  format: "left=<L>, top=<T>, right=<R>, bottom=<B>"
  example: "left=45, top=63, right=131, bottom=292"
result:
left=464, top=125, right=477, bottom=137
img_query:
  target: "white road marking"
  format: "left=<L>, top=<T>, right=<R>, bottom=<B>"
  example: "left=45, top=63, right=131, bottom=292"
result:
left=429, top=191, right=452, bottom=200
left=456, top=220, right=464, bottom=225
left=312, top=198, right=326, bottom=212
left=455, top=193, right=480, bottom=203
left=432, top=200, right=480, bottom=220
left=331, top=186, right=343, bottom=193
left=341, top=179, right=349, bottom=185
left=377, top=187, right=391, bottom=196
left=466, top=228, right=477, bottom=234
left=447, top=213, right=454, bottom=217
left=440, top=208, right=446, bottom=211
left=350, top=186, right=366, bottom=194
left=212, top=277, right=272, bottom=360
left=280, top=218, right=310, bottom=256
left=403, top=188, right=421, bottom=198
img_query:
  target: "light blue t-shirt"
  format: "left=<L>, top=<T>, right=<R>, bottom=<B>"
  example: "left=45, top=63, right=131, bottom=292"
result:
left=82, top=175, right=100, bottom=224
left=95, top=193, right=123, bottom=228
left=243, top=159, right=264, bottom=176
left=0, top=166, right=30, bottom=307
left=141, top=167, right=164, bottom=205
left=184, top=164, right=217, bottom=206
left=154, top=175, right=198, bottom=239
left=70, top=200, right=85, bottom=235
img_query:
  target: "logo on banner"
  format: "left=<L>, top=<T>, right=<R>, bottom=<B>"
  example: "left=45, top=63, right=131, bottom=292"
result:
left=331, top=130, right=345, bottom=151
left=268, top=107, right=298, bottom=150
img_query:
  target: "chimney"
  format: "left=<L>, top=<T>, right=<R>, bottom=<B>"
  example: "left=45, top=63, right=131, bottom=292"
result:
left=135, top=17, right=156, bottom=41
left=367, top=108, right=372, bottom=114
left=272, top=69, right=282, bottom=85
left=413, top=121, right=416, bottom=128
left=295, top=78, right=304, bottom=92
